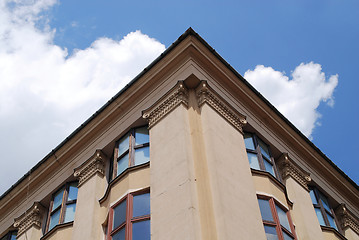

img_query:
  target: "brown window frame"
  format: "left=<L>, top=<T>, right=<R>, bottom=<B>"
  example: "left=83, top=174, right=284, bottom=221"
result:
left=107, top=189, right=150, bottom=240
left=309, top=188, right=339, bottom=231
left=244, top=132, right=279, bottom=178
left=257, top=195, right=297, bottom=240
left=45, top=181, right=78, bottom=233
left=112, top=126, right=150, bottom=179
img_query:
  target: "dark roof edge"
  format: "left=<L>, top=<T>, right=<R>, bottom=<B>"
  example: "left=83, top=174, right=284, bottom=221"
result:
left=1, top=27, right=357, bottom=201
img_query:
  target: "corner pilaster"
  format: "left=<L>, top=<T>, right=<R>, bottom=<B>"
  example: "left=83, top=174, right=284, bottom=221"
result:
left=335, top=204, right=359, bottom=236
left=277, top=153, right=311, bottom=191
left=13, top=202, right=45, bottom=238
left=74, top=149, right=106, bottom=187
left=195, top=80, right=247, bottom=134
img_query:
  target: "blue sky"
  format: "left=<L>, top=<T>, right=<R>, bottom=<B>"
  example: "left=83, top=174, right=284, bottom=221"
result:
left=0, top=0, right=358, bottom=195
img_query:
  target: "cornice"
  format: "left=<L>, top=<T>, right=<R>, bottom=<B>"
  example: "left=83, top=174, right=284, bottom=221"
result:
left=143, top=81, right=189, bottom=129
left=277, top=153, right=311, bottom=191
left=195, top=80, right=247, bottom=134
left=13, top=202, right=45, bottom=237
left=335, top=204, right=359, bottom=235
left=74, top=149, right=106, bottom=187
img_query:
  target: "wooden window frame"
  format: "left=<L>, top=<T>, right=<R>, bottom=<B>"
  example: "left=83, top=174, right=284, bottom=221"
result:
left=112, top=126, right=150, bottom=180
left=108, top=189, right=150, bottom=240
left=45, top=181, right=78, bottom=233
left=258, top=195, right=297, bottom=240
left=244, top=132, right=279, bottom=178
left=310, top=188, right=339, bottom=230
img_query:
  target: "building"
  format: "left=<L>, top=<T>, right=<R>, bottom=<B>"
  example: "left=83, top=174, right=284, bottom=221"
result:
left=0, top=28, right=358, bottom=240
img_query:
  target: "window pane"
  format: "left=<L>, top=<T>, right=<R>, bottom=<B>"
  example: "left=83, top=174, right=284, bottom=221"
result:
left=327, top=213, right=337, bottom=229
left=319, top=192, right=331, bottom=212
left=112, top=227, right=125, bottom=240
left=264, top=225, right=279, bottom=240
left=258, top=199, right=274, bottom=222
left=132, top=220, right=150, bottom=240
left=64, top=203, right=76, bottom=222
left=53, top=188, right=64, bottom=210
left=244, top=133, right=255, bottom=150
left=309, top=190, right=318, bottom=204
left=264, top=159, right=275, bottom=176
left=67, top=183, right=78, bottom=201
left=133, top=193, right=150, bottom=218
left=275, top=205, right=291, bottom=232
left=259, top=140, right=271, bottom=159
left=247, top=153, right=260, bottom=170
left=10, top=232, right=17, bottom=240
left=118, top=133, right=130, bottom=157
left=134, top=146, right=150, bottom=166
left=135, top=127, right=149, bottom=145
left=49, top=208, right=61, bottom=230
left=282, top=231, right=294, bottom=240
left=113, top=200, right=127, bottom=230
left=315, top=208, right=325, bottom=226
left=117, top=153, right=129, bottom=175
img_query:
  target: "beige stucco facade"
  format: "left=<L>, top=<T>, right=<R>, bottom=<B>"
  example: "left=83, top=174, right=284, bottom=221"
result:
left=1, top=28, right=359, bottom=240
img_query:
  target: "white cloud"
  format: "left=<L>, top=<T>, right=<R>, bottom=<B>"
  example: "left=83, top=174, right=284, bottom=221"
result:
left=0, top=0, right=165, bottom=195
left=244, top=63, right=338, bottom=138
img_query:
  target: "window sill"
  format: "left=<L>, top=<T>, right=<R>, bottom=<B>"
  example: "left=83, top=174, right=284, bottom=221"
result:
left=251, top=168, right=293, bottom=207
left=321, top=226, right=347, bottom=240
left=41, top=221, right=73, bottom=240
left=99, top=161, right=150, bottom=203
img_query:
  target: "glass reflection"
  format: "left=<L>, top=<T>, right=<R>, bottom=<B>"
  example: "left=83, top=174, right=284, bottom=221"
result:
left=133, top=193, right=150, bottom=218
left=64, top=203, right=76, bottom=222
left=315, top=208, right=325, bottom=226
left=264, top=225, right=279, bottom=240
left=258, top=199, right=273, bottom=222
left=118, top=134, right=130, bottom=157
left=135, top=127, right=149, bottom=145
left=134, top=147, right=150, bottom=166
left=113, top=200, right=127, bottom=229
left=49, top=209, right=60, bottom=230
left=117, top=153, right=129, bottom=176
left=53, top=188, right=64, bottom=210
left=132, top=220, right=150, bottom=240
left=247, top=153, right=260, bottom=170
left=112, top=227, right=125, bottom=240
left=244, top=133, right=255, bottom=150
left=67, top=183, right=78, bottom=201
left=275, top=205, right=291, bottom=232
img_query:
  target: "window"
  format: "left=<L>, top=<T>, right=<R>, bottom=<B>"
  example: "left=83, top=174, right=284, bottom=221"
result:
left=257, top=196, right=296, bottom=240
left=0, top=231, right=17, bottom=240
left=115, top=126, right=149, bottom=177
left=309, top=188, right=338, bottom=230
left=46, top=182, right=78, bottom=232
left=109, top=190, right=150, bottom=240
left=244, top=133, right=278, bottom=177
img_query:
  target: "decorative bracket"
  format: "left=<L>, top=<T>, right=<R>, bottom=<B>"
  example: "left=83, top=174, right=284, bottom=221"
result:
left=142, top=81, right=189, bottom=129
left=335, top=204, right=359, bottom=235
left=13, top=202, right=45, bottom=237
left=195, top=80, right=247, bottom=134
left=74, top=149, right=106, bottom=187
left=277, top=153, right=311, bottom=191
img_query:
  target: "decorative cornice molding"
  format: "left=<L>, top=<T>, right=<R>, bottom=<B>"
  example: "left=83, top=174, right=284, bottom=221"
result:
left=13, top=202, right=45, bottom=237
left=74, top=149, right=106, bottom=187
left=142, top=81, right=189, bottom=129
left=195, top=80, right=247, bottom=134
left=335, top=204, right=359, bottom=235
left=277, top=153, right=311, bottom=191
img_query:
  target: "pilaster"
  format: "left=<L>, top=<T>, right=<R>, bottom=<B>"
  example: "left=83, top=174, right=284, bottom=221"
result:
left=13, top=202, right=45, bottom=239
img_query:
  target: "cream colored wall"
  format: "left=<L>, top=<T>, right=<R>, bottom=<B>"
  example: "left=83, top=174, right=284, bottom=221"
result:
left=252, top=174, right=287, bottom=206
left=200, top=103, right=266, bottom=240
left=71, top=173, right=107, bottom=240
left=150, top=104, right=202, bottom=240
left=322, top=230, right=344, bottom=240
left=284, top=177, right=324, bottom=239
left=41, top=225, right=73, bottom=240
left=343, top=228, right=359, bottom=240
left=16, top=227, right=42, bottom=240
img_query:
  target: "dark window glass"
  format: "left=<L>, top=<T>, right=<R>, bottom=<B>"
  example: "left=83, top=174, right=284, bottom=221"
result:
left=244, top=132, right=278, bottom=177
left=264, top=225, right=279, bottom=240
left=118, top=134, right=130, bottom=157
left=132, top=220, right=150, bottom=240
left=112, top=227, right=126, bottom=240
left=282, top=231, right=294, bottom=240
left=117, top=153, right=129, bottom=175
left=310, top=188, right=338, bottom=230
left=133, top=193, right=150, bottom=218
left=49, top=208, right=61, bottom=230
left=53, top=188, right=64, bottom=210
left=276, top=205, right=291, bottom=232
left=135, top=127, right=149, bottom=145
left=68, top=183, right=78, bottom=201
left=258, top=199, right=273, bottom=222
left=113, top=199, right=127, bottom=229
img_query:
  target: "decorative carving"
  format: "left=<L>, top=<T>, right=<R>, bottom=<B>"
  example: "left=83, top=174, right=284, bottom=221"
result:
left=335, top=204, right=359, bottom=235
left=13, top=202, right=45, bottom=237
left=143, top=81, right=189, bottom=129
left=195, top=80, right=247, bottom=133
left=277, top=153, right=311, bottom=191
left=74, top=150, right=106, bottom=187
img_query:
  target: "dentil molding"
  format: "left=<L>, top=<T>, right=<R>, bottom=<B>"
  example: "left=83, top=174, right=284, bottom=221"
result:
left=13, top=202, right=45, bottom=237
left=336, top=204, right=359, bottom=235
